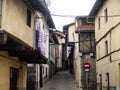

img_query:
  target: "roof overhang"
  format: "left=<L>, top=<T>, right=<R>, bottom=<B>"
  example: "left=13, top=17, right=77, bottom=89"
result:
left=75, top=16, right=88, bottom=19
left=89, top=0, right=107, bottom=20
left=0, top=31, right=48, bottom=64
left=49, top=30, right=59, bottom=44
left=23, top=0, right=49, bottom=14
left=22, top=0, right=55, bottom=28
left=63, top=23, right=74, bottom=32
left=75, top=30, right=95, bottom=33
left=54, top=31, right=65, bottom=38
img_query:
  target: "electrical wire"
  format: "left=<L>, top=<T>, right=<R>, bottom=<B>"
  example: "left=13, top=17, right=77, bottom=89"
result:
left=51, top=13, right=120, bottom=18
left=51, top=14, right=76, bottom=18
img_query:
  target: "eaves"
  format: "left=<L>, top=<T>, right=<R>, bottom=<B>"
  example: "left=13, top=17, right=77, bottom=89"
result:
left=22, top=0, right=55, bottom=28
left=89, top=0, right=107, bottom=20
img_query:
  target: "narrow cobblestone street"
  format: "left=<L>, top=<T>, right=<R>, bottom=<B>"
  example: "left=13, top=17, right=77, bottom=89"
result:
left=41, top=70, right=80, bottom=90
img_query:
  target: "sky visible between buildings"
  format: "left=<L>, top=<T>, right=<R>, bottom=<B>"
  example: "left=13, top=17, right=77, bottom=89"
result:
left=48, top=0, right=96, bottom=31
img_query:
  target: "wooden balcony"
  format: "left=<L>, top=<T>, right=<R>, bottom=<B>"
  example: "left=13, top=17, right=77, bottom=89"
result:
left=0, top=31, right=47, bottom=64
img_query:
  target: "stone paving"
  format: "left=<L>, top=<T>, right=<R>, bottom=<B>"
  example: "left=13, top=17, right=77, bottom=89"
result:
left=40, top=70, right=80, bottom=90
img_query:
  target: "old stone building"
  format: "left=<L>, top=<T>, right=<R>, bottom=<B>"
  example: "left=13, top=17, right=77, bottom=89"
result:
left=89, top=0, right=120, bottom=89
left=63, top=16, right=96, bottom=89
left=75, top=16, right=96, bottom=89
left=0, top=0, right=55, bottom=90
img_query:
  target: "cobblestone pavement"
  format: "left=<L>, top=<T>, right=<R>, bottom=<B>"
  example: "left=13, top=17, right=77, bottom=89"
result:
left=40, top=70, right=80, bottom=90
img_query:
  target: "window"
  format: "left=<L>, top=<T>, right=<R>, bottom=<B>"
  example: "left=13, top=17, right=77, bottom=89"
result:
left=26, top=9, right=31, bottom=27
left=78, top=19, right=82, bottom=25
left=104, top=8, right=108, bottom=22
left=106, top=73, right=110, bottom=90
left=46, top=68, right=47, bottom=78
left=105, top=40, right=108, bottom=55
left=98, top=17, right=101, bottom=29
left=99, top=74, right=102, bottom=90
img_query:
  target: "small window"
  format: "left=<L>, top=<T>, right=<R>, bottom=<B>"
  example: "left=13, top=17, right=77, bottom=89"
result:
left=26, top=9, right=31, bottom=27
left=105, top=40, right=108, bottom=55
left=98, top=17, right=101, bottom=29
left=106, top=73, right=110, bottom=89
left=46, top=68, right=47, bottom=78
left=104, top=8, right=108, bottom=22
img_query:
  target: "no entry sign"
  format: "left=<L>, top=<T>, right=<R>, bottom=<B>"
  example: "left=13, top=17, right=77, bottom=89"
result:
left=84, top=62, right=90, bottom=71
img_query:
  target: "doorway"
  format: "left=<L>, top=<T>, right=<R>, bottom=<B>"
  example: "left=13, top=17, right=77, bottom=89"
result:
left=10, top=67, right=19, bottom=90
left=99, top=74, right=102, bottom=90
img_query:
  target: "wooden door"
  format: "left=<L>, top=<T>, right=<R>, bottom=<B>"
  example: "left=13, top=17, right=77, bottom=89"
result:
left=10, top=68, right=18, bottom=90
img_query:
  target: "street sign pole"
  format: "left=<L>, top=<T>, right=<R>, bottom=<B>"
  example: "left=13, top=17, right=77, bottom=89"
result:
left=86, top=71, right=89, bottom=90
left=84, top=62, right=90, bottom=90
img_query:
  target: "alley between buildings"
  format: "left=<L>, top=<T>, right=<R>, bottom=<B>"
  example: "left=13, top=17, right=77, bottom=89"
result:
left=40, top=70, right=79, bottom=90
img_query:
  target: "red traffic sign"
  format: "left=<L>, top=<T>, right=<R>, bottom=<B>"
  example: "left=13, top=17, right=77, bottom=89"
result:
left=84, top=62, right=90, bottom=71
